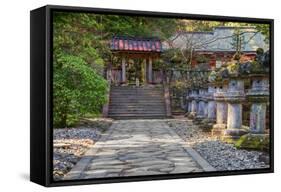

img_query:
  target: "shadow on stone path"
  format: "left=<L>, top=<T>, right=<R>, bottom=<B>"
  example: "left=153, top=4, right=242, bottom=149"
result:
left=64, top=119, right=215, bottom=180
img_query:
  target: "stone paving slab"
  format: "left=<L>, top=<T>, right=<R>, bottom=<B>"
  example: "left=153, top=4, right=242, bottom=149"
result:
left=64, top=119, right=215, bottom=180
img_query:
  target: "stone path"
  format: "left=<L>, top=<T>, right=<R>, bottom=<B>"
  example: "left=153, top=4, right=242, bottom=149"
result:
left=64, top=119, right=215, bottom=180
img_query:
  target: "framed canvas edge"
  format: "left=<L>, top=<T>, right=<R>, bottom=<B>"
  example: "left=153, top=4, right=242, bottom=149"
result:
left=30, top=4, right=274, bottom=187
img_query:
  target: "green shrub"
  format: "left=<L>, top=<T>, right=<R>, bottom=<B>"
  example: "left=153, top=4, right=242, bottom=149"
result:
left=53, top=54, right=108, bottom=127
left=235, top=134, right=269, bottom=152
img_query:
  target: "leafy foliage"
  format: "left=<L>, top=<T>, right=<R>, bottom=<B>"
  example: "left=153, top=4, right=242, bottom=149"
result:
left=52, top=12, right=181, bottom=127
left=52, top=11, right=270, bottom=127
left=53, top=12, right=107, bottom=75
left=255, top=24, right=270, bottom=43
left=53, top=54, right=108, bottom=127
left=53, top=12, right=111, bottom=127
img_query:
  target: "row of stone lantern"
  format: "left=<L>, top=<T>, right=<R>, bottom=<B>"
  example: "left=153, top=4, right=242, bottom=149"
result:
left=186, top=74, right=269, bottom=140
left=185, top=52, right=270, bottom=141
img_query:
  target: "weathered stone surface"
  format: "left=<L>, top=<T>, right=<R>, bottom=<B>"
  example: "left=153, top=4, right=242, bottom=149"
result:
left=223, top=79, right=248, bottom=139
left=65, top=119, right=205, bottom=180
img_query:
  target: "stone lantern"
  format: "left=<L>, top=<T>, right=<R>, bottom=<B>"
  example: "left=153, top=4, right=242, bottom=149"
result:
left=188, top=87, right=198, bottom=119
left=200, top=83, right=217, bottom=130
left=206, top=83, right=217, bottom=121
left=212, top=80, right=228, bottom=137
left=214, top=61, right=251, bottom=140
left=246, top=74, right=269, bottom=134
left=197, top=88, right=207, bottom=119
left=233, top=48, right=270, bottom=150
left=204, top=88, right=209, bottom=118
left=208, top=68, right=227, bottom=137
left=185, top=90, right=192, bottom=114
left=223, top=75, right=248, bottom=139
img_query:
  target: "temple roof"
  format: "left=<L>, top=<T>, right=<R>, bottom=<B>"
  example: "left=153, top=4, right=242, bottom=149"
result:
left=111, top=36, right=163, bottom=53
left=163, top=26, right=269, bottom=52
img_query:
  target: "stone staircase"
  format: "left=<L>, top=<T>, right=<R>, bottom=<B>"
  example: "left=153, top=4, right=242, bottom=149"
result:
left=108, top=86, right=167, bottom=119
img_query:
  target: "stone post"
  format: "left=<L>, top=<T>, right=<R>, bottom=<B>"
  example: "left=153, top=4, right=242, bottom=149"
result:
left=212, top=82, right=228, bottom=137
left=246, top=75, right=269, bottom=134
left=185, top=90, right=191, bottom=114
left=223, top=78, right=248, bottom=140
left=207, top=84, right=216, bottom=121
left=121, top=57, right=126, bottom=83
left=188, top=89, right=198, bottom=119
left=188, top=90, right=192, bottom=113
left=204, top=89, right=209, bottom=117
left=197, top=88, right=206, bottom=118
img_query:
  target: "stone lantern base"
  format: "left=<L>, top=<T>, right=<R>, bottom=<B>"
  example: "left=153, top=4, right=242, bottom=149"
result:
left=193, top=115, right=205, bottom=124
left=187, top=112, right=196, bottom=119
left=198, top=118, right=215, bottom=131
left=212, top=123, right=226, bottom=137
left=223, top=128, right=249, bottom=141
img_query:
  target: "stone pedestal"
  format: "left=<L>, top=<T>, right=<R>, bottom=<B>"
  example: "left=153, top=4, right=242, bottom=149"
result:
left=187, top=89, right=198, bottom=119
left=215, top=102, right=227, bottom=126
left=196, top=89, right=206, bottom=118
left=198, top=100, right=205, bottom=117
left=188, top=100, right=192, bottom=113
left=191, top=100, right=197, bottom=115
left=204, top=100, right=208, bottom=117
left=246, top=75, right=269, bottom=134
left=194, top=88, right=207, bottom=125
left=212, top=83, right=227, bottom=136
left=185, top=91, right=191, bottom=114
left=249, top=103, right=267, bottom=133
left=223, top=78, right=248, bottom=140
left=206, top=85, right=216, bottom=121
left=202, top=88, right=208, bottom=117
left=199, top=87, right=215, bottom=130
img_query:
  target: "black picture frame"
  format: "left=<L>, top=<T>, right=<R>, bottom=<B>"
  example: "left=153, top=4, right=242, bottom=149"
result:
left=30, top=5, right=274, bottom=187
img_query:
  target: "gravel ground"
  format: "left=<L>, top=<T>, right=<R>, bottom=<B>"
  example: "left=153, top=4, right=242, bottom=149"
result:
left=166, top=118, right=270, bottom=171
left=53, top=118, right=269, bottom=180
left=53, top=118, right=113, bottom=181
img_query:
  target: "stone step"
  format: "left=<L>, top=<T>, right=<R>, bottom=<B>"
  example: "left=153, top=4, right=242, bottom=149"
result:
left=111, top=89, right=163, bottom=91
left=110, top=91, right=163, bottom=94
left=109, top=100, right=165, bottom=103
left=110, top=93, right=163, bottom=96
left=108, top=114, right=167, bottom=119
left=109, top=109, right=165, bottom=112
left=110, top=101, right=165, bottom=104
left=108, top=106, right=166, bottom=109
left=109, top=103, right=166, bottom=106
left=110, top=94, right=163, bottom=97
left=108, top=109, right=166, bottom=113
left=110, top=92, right=163, bottom=94
left=108, top=86, right=166, bottom=119
left=109, top=112, right=166, bottom=115
left=111, top=86, right=163, bottom=89
left=109, top=104, right=165, bottom=107
left=110, top=90, right=163, bottom=94
left=111, top=89, right=162, bottom=91
left=111, top=95, right=163, bottom=98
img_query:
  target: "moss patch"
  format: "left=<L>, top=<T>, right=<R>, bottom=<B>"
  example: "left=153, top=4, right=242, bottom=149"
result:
left=222, top=137, right=237, bottom=144
left=234, top=134, right=269, bottom=152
